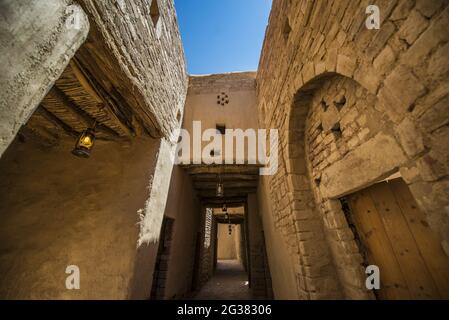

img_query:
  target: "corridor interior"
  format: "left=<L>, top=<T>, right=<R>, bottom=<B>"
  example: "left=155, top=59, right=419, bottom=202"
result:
left=1, top=0, right=449, bottom=301
left=194, top=219, right=252, bottom=300
left=149, top=201, right=273, bottom=300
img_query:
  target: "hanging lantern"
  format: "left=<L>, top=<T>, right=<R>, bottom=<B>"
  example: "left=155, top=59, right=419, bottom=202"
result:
left=216, top=173, right=224, bottom=197
left=72, top=127, right=96, bottom=158
left=216, top=182, right=224, bottom=197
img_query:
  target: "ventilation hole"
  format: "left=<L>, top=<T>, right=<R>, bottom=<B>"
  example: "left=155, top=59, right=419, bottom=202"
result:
left=216, top=124, right=226, bottom=135
left=150, top=0, right=160, bottom=27
left=408, top=104, right=416, bottom=112
left=331, top=122, right=342, bottom=139
left=176, top=110, right=181, bottom=122
left=217, top=92, right=230, bottom=106
left=283, top=18, right=292, bottom=40
left=321, top=100, right=329, bottom=112
left=314, top=177, right=321, bottom=187
left=334, top=95, right=346, bottom=111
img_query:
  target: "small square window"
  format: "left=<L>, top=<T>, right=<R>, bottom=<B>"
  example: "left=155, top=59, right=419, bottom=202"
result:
left=216, top=124, right=226, bottom=135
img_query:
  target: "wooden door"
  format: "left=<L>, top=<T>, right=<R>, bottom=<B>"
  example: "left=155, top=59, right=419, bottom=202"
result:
left=347, top=178, right=449, bottom=299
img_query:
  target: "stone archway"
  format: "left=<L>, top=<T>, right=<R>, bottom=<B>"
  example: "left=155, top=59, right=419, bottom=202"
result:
left=285, top=70, right=449, bottom=299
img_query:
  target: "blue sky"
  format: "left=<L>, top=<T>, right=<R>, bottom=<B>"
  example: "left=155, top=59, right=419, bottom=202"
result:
left=174, top=0, right=272, bottom=75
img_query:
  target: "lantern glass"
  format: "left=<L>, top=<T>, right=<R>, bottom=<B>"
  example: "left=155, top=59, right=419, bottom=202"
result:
left=216, top=183, right=224, bottom=197
left=72, top=128, right=95, bottom=158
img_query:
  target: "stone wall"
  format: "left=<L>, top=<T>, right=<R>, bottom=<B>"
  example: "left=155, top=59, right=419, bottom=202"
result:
left=247, top=193, right=273, bottom=299
left=257, top=178, right=299, bottom=299
left=77, top=0, right=188, bottom=140
left=257, top=0, right=449, bottom=299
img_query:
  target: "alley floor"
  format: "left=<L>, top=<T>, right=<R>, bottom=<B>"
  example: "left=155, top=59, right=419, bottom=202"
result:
left=193, top=260, right=252, bottom=300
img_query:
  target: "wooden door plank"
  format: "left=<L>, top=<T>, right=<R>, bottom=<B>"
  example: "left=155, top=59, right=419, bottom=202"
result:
left=369, top=182, right=440, bottom=299
left=389, top=179, right=449, bottom=299
left=347, top=189, right=410, bottom=299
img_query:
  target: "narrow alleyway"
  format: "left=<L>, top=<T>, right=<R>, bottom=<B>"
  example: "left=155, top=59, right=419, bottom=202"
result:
left=194, top=260, right=252, bottom=300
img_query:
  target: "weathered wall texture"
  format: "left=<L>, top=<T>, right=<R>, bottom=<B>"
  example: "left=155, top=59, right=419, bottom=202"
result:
left=129, top=165, right=201, bottom=300
left=77, top=0, right=188, bottom=140
left=217, top=223, right=241, bottom=260
left=247, top=193, right=273, bottom=299
left=257, top=178, right=299, bottom=299
left=0, top=135, right=160, bottom=299
left=162, top=166, right=201, bottom=299
left=257, top=0, right=449, bottom=299
left=0, top=0, right=89, bottom=156
left=182, top=72, right=258, bottom=164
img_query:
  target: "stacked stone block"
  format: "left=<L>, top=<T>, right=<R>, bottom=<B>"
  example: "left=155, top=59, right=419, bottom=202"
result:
left=257, top=0, right=449, bottom=299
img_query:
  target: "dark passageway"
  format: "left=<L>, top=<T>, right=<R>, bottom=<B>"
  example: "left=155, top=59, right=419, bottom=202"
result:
left=194, top=260, right=251, bottom=300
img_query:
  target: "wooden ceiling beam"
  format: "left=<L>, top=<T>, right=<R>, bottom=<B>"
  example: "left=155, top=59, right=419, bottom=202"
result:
left=215, top=217, right=245, bottom=224
left=184, top=164, right=262, bottom=175
left=192, top=174, right=259, bottom=181
left=198, top=188, right=256, bottom=199
left=200, top=197, right=246, bottom=207
left=194, top=181, right=258, bottom=190
left=39, top=105, right=79, bottom=138
left=19, top=125, right=57, bottom=147
left=69, top=59, right=135, bottom=137
left=45, top=86, right=120, bottom=138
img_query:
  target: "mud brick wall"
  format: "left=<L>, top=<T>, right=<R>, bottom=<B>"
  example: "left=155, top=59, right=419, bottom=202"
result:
left=256, top=0, right=449, bottom=299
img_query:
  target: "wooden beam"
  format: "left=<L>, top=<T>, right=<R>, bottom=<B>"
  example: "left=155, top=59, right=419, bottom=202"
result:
left=39, top=105, right=79, bottom=138
left=215, top=217, right=245, bottom=224
left=201, top=197, right=247, bottom=207
left=194, top=181, right=258, bottom=190
left=192, top=174, right=259, bottom=181
left=184, top=164, right=262, bottom=175
left=45, top=86, right=120, bottom=138
left=70, top=58, right=135, bottom=137
left=198, top=188, right=256, bottom=199
left=20, top=125, right=57, bottom=147
left=69, top=59, right=102, bottom=103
